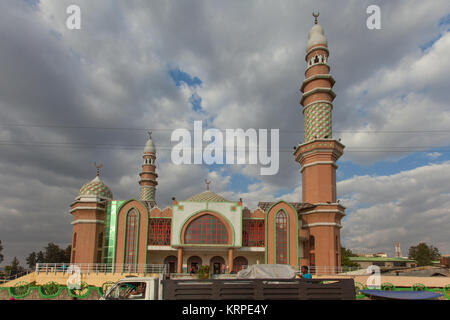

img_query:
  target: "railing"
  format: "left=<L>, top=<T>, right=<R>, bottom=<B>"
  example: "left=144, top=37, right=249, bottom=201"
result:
left=0, top=269, right=33, bottom=284
left=35, top=263, right=168, bottom=275
left=298, top=266, right=365, bottom=275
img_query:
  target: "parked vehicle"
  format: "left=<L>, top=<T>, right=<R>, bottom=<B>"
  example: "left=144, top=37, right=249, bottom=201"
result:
left=100, top=277, right=161, bottom=300
left=100, top=265, right=356, bottom=300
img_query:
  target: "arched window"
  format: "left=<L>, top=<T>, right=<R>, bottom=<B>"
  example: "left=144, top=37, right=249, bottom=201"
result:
left=210, top=256, right=225, bottom=275
left=276, top=211, right=288, bottom=264
left=184, top=214, right=228, bottom=244
left=72, top=232, right=77, bottom=249
left=164, top=255, right=178, bottom=273
left=124, top=209, right=139, bottom=265
left=187, top=256, right=202, bottom=273
left=233, top=256, right=248, bottom=273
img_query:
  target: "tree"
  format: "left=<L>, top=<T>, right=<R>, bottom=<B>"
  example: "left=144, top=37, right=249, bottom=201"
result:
left=26, top=252, right=37, bottom=269
left=10, top=257, right=24, bottom=276
left=44, top=243, right=67, bottom=263
left=36, top=251, right=45, bottom=264
left=408, top=242, right=441, bottom=266
left=0, top=240, right=3, bottom=264
left=341, top=247, right=359, bottom=268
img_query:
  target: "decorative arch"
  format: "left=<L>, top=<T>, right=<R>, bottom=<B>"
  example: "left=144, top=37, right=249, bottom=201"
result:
left=210, top=256, right=225, bottom=274
left=233, top=256, right=248, bottom=273
left=180, top=211, right=233, bottom=245
left=114, top=199, right=149, bottom=269
left=164, top=255, right=178, bottom=273
left=124, top=208, right=139, bottom=267
left=264, top=201, right=298, bottom=268
left=187, top=256, right=202, bottom=273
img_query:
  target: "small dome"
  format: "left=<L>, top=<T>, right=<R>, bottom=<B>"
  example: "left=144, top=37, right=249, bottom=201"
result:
left=144, top=138, right=156, bottom=153
left=186, top=191, right=228, bottom=202
left=78, top=176, right=113, bottom=199
left=306, top=24, right=327, bottom=51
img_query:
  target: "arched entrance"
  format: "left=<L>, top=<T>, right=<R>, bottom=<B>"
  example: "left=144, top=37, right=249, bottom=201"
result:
left=187, top=256, right=202, bottom=274
left=164, top=255, right=177, bottom=273
left=210, top=256, right=225, bottom=274
left=233, top=256, right=248, bottom=273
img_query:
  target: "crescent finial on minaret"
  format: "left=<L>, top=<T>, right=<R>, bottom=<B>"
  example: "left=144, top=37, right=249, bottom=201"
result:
left=205, top=179, right=211, bottom=191
left=312, top=11, right=320, bottom=24
left=94, top=162, right=103, bottom=176
left=147, top=130, right=152, bottom=139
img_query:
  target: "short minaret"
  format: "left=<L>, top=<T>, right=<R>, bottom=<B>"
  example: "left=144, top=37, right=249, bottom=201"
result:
left=139, top=131, right=158, bottom=206
left=70, top=163, right=112, bottom=264
left=294, top=13, right=346, bottom=272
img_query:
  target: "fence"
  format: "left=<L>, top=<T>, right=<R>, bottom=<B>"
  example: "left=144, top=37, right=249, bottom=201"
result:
left=162, top=278, right=356, bottom=300
left=0, top=270, right=33, bottom=284
left=35, top=263, right=168, bottom=275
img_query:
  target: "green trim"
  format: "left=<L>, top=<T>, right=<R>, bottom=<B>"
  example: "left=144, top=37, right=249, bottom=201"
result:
left=178, top=209, right=236, bottom=246
left=263, top=201, right=299, bottom=267
left=121, top=207, right=140, bottom=272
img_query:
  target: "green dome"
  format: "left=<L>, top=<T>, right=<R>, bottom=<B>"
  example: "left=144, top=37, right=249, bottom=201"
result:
left=78, top=176, right=113, bottom=199
left=186, top=191, right=228, bottom=202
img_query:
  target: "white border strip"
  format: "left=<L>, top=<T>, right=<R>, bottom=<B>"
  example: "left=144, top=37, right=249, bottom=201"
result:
left=71, top=219, right=104, bottom=225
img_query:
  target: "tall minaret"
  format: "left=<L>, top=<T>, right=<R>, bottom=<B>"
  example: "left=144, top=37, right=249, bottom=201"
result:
left=294, top=13, right=346, bottom=271
left=139, top=131, right=158, bottom=206
left=395, top=242, right=402, bottom=258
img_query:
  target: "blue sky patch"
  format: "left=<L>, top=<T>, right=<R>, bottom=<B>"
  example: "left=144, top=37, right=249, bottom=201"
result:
left=169, top=68, right=202, bottom=88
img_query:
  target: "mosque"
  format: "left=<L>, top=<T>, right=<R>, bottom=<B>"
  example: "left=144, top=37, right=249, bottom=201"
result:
left=69, top=15, right=346, bottom=275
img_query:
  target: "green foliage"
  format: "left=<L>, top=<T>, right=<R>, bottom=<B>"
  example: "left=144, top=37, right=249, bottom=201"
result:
left=198, top=265, right=210, bottom=279
left=381, top=282, right=395, bottom=291
left=67, top=281, right=90, bottom=299
left=9, top=281, right=31, bottom=299
left=341, top=247, right=359, bottom=268
left=10, top=257, right=25, bottom=275
left=27, top=243, right=72, bottom=266
left=408, top=242, right=441, bottom=266
left=26, top=252, right=37, bottom=269
left=40, top=281, right=60, bottom=296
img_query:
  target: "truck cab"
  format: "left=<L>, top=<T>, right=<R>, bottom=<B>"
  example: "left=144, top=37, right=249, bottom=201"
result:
left=100, top=277, right=161, bottom=300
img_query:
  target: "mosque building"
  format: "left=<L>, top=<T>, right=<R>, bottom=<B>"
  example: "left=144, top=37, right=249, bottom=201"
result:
left=69, top=14, right=345, bottom=275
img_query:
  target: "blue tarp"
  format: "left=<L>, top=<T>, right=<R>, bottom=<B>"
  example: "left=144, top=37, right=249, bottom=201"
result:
left=360, top=290, right=443, bottom=300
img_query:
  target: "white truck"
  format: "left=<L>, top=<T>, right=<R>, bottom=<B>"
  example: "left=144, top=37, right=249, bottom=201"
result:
left=100, top=265, right=356, bottom=300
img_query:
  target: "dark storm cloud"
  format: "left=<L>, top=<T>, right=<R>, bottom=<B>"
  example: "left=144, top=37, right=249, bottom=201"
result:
left=1, top=0, right=450, bottom=264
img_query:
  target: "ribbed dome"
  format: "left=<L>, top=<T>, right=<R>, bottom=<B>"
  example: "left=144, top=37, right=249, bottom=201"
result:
left=78, top=176, right=113, bottom=199
left=186, top=191, right=228, bottom=202
left=144, top=138, right=156, bottom=153
left=306, top=24, right=327, bottom=51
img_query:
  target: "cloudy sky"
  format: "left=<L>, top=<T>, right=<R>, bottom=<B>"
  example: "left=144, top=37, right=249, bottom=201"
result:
left=0, top=0, right=449, bottom=266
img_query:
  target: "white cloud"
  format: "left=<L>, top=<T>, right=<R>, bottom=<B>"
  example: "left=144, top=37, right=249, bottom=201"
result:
left=339, top=162, right=450, bottom=255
